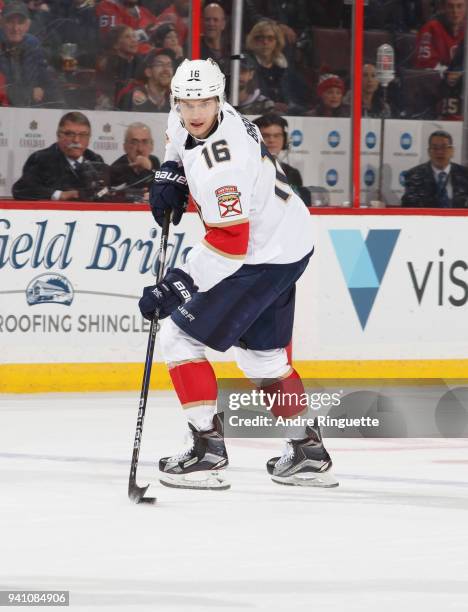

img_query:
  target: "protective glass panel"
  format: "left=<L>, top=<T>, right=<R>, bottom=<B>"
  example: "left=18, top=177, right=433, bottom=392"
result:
left=231, top=2, right=353, bottom=206
left=359, top=0, right=465, bottom=208
left=0, top=0, right=191, bottom=111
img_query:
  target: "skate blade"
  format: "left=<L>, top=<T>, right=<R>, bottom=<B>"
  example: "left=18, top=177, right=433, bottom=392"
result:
left=272, top=471, right=339, bottom=488
left=159, top=470, right=231, bottom=491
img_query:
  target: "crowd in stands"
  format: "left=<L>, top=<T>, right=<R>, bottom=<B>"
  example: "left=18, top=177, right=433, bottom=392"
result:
left=0, top=0, right=467, bottom=118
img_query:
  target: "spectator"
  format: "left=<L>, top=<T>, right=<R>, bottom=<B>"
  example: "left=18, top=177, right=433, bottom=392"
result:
left=54, top=0, right=99, bottom=69
left=12, top=111, right=108, bottom=201
left=151, top=0, right=188, bottom=46
left=96, top=25, right=145, bottom=109
left=401, top=130, right=468, bottom=208
left=201, top=3, right=229, bottom=65
left=0, top=1, right=61, bottom=107
left=109, top=122, right=160, bottom=201
left=439, top=40, right=464, bottom=120
left=415, top=0, right=465, bottom=70
left=26, top=0, right=60, bottom=60
left=307, top=72, right=349, bottom=117
left=150, top=22, right=184, bottom=63
left=253, top=113, right=303, bottom=193
left=117, top=48, right=174, bottom=111
left=245, top=18, right=305, bottom=112
left=361, top=63, right=392, bottom=118
left=96, top=0, right=159, bottom=39
left=234, top=54, right=275, bottom=115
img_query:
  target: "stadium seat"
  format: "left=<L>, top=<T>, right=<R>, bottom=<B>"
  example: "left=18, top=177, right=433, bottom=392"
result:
left=363, top=30, right=393, bottom=65
left=395, top=32, right=417, bottom=69
left=399, top=69, right=441, bottom=118
left=310, top=28, right=351, bottom=73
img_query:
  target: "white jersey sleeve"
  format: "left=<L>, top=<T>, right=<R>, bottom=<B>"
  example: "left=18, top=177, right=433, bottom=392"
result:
left=183, top=159, right=253, bottom=292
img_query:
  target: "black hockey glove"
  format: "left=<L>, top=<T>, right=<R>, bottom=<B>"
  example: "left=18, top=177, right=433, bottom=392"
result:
left=138, top=268, right=198, bottom=320
left=150, top=161, right=189, bottom=227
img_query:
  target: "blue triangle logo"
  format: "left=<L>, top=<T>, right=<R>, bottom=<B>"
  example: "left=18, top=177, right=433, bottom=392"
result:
left=329, top=229, right=400, bottom=329
left=349, top=287, right=379, bottom=329
left=365, top=230, right=400, bottom=284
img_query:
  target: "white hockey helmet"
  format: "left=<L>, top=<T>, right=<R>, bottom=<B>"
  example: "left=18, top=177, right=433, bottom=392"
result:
left=171, top=58, right=225, bottom=104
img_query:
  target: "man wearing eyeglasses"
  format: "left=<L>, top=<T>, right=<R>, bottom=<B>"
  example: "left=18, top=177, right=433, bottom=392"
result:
left=109, top=122, right=160, bottom=201
left=118, top=49, right=174, bottom=113
left=12, top=111, right=108, bottom=201
left=401, top=130, right=468, bottom=208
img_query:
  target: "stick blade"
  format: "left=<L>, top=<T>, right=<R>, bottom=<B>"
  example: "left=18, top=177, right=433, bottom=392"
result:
left=139, top=496, right=157, bottom=505
left=128, top=482, right=156, bottom=504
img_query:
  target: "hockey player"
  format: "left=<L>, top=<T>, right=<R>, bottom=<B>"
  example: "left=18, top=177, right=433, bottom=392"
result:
left=138, top=58, right=338, bottom=490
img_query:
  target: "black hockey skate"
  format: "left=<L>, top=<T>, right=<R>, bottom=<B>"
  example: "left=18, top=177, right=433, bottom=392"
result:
left=267, top=424, right=339, bottom=488
left=159, top=414, right=230, bottom=490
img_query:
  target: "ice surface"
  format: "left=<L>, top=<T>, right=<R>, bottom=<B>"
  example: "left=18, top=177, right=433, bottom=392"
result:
left=1, top=391, right=467, bottom=611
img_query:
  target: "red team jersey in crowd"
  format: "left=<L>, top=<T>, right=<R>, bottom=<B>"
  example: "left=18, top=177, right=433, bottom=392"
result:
left=164, top=103, right=313, bottom=292
left=154, top=5, right=188, bottom=44
left=96, top=0, right=188, bottom=43
left=96, top=0, right=159, bottom=33
left=415, top=18, right=465, bottom=69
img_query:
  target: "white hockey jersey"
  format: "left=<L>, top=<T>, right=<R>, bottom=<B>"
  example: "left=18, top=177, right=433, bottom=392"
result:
left=164, top=102, right=314, bottom=292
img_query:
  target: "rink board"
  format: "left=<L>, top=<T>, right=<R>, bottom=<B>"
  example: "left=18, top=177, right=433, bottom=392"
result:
left=1, top=205, right=468, bottom=391
left=0, top=107, right=463, bottom=205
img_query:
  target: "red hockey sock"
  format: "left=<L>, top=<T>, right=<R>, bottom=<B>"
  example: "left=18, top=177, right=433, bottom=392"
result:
left=169, top=359, right=218, bottom=407
left=261, top=368, right=307, bottom=419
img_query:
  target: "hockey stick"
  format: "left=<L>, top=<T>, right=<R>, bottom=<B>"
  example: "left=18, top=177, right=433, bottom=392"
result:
left=128, top=209, right=171, bottom=504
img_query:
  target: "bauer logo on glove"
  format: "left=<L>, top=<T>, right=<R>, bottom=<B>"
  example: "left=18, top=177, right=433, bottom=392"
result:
left=150, top=161, right=189, bottom=227
left=139, top=268, right=198, bottom=320
left=173, top=280, right=192, bottom=302
left=154, top=169, right=188, bottom=186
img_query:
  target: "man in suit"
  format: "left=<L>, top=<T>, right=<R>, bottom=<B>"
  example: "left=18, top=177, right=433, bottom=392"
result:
left=12, top=111, right=108, bottom=201
left=109, top=122, right=160, bottom=201
left=401, top=130, right=468, bottom=208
